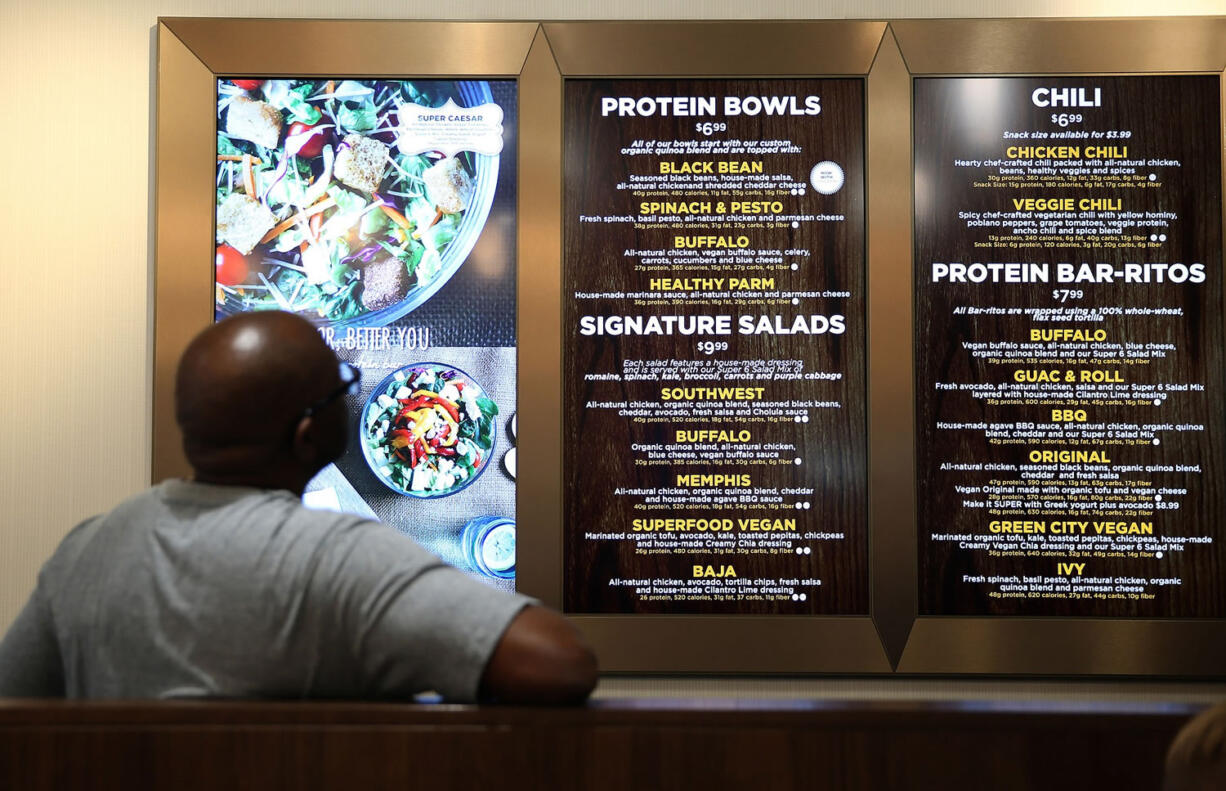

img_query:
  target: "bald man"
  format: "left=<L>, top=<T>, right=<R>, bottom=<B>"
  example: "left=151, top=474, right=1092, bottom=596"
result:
left=0, top=312, right=596, bottom=703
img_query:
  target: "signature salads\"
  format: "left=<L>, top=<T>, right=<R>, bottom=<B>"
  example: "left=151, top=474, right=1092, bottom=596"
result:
left=214, top=78, right=498, bottom=326
left=363, top=364, right=499, bottom=497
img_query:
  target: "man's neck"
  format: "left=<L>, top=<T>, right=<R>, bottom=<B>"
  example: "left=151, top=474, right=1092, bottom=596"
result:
left=186, top=444, right=317, bottom=497
left=191, top=469, right=311, bottom=498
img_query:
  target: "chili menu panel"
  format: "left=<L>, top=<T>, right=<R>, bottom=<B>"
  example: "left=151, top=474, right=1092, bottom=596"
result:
left=915, top=76, right=1225, bottom=616
left=563, top=79, right=868, bottom=614
left=214, top=77, right=519, bottom=589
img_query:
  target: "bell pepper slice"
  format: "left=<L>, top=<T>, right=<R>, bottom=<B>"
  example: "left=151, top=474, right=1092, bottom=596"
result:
left=387, top=429, right=414, bottom=449
left=410, top=389, right=461, bottom=423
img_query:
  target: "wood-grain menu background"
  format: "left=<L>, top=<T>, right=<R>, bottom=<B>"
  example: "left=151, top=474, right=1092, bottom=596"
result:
left=914, top=76, right=1225, bottom=616
left=563, top=79, right=867, bottom=614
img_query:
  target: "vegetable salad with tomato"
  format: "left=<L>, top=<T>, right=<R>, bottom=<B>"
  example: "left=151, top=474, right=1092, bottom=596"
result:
left=214, top=78, right=477, bottom=324
left=365, top=365, right=498, bottom=497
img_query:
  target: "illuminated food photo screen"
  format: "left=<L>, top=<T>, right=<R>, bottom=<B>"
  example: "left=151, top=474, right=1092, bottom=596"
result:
left=214, top=77, right=518, bottom=588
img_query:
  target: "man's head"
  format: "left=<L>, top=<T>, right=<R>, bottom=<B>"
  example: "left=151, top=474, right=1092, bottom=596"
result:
left=1165, top=702, right=1226, bottom=791
left=175, top=311, right=350, bottom=492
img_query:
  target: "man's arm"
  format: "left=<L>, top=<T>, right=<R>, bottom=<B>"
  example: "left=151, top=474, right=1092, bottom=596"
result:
left=478, top=605, right=598, bottom=705
left=0, top=583, right=65, bottom=697
left=321, top=520, right=597, bottom=703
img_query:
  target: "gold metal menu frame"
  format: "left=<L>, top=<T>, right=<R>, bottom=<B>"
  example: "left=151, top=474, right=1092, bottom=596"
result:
left=888, top=18, right=1226, bottom=676
left=153, top=17, right=1226, bottom=677
left=537, top=22, right=892, bottom=673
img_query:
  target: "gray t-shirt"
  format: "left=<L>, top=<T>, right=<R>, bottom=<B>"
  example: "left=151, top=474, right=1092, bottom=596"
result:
left=0, top=480, right=531, bottom=701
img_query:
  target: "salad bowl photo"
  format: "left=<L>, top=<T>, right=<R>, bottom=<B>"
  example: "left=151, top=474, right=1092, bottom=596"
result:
left=214, top=79, right=500, bottom=328
left=362, top=363, right=499, bottom=498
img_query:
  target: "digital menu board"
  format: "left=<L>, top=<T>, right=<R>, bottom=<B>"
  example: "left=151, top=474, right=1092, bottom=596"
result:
left=563, top=79, right=868, bottom=614
left=915, top=76, right=1225, bottom=616
left=214, top=77, right=519, bottom=588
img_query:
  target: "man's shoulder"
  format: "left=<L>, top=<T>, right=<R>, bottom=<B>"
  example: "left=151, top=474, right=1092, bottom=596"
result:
left=158, top=480, right=388, bottom=542
left=47, top=486, right=168, bottom=562
left=52, top=480, right=389, bottom=565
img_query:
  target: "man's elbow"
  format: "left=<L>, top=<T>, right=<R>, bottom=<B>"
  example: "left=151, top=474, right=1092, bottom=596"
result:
left=540, top=638, right=598, bottom=704
left=480, top=606, right=599, bottom=705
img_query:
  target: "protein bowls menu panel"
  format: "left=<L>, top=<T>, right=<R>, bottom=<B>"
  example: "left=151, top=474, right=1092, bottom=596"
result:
left=215, top=78, right=519, bottom=589
left=914, top=77, right=1226, bottom=616
left=562, top=79, right=868, bottom=614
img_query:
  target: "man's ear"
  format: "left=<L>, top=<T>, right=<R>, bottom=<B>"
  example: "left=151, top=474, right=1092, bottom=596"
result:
left=290, top=415, right=322, bottom=467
